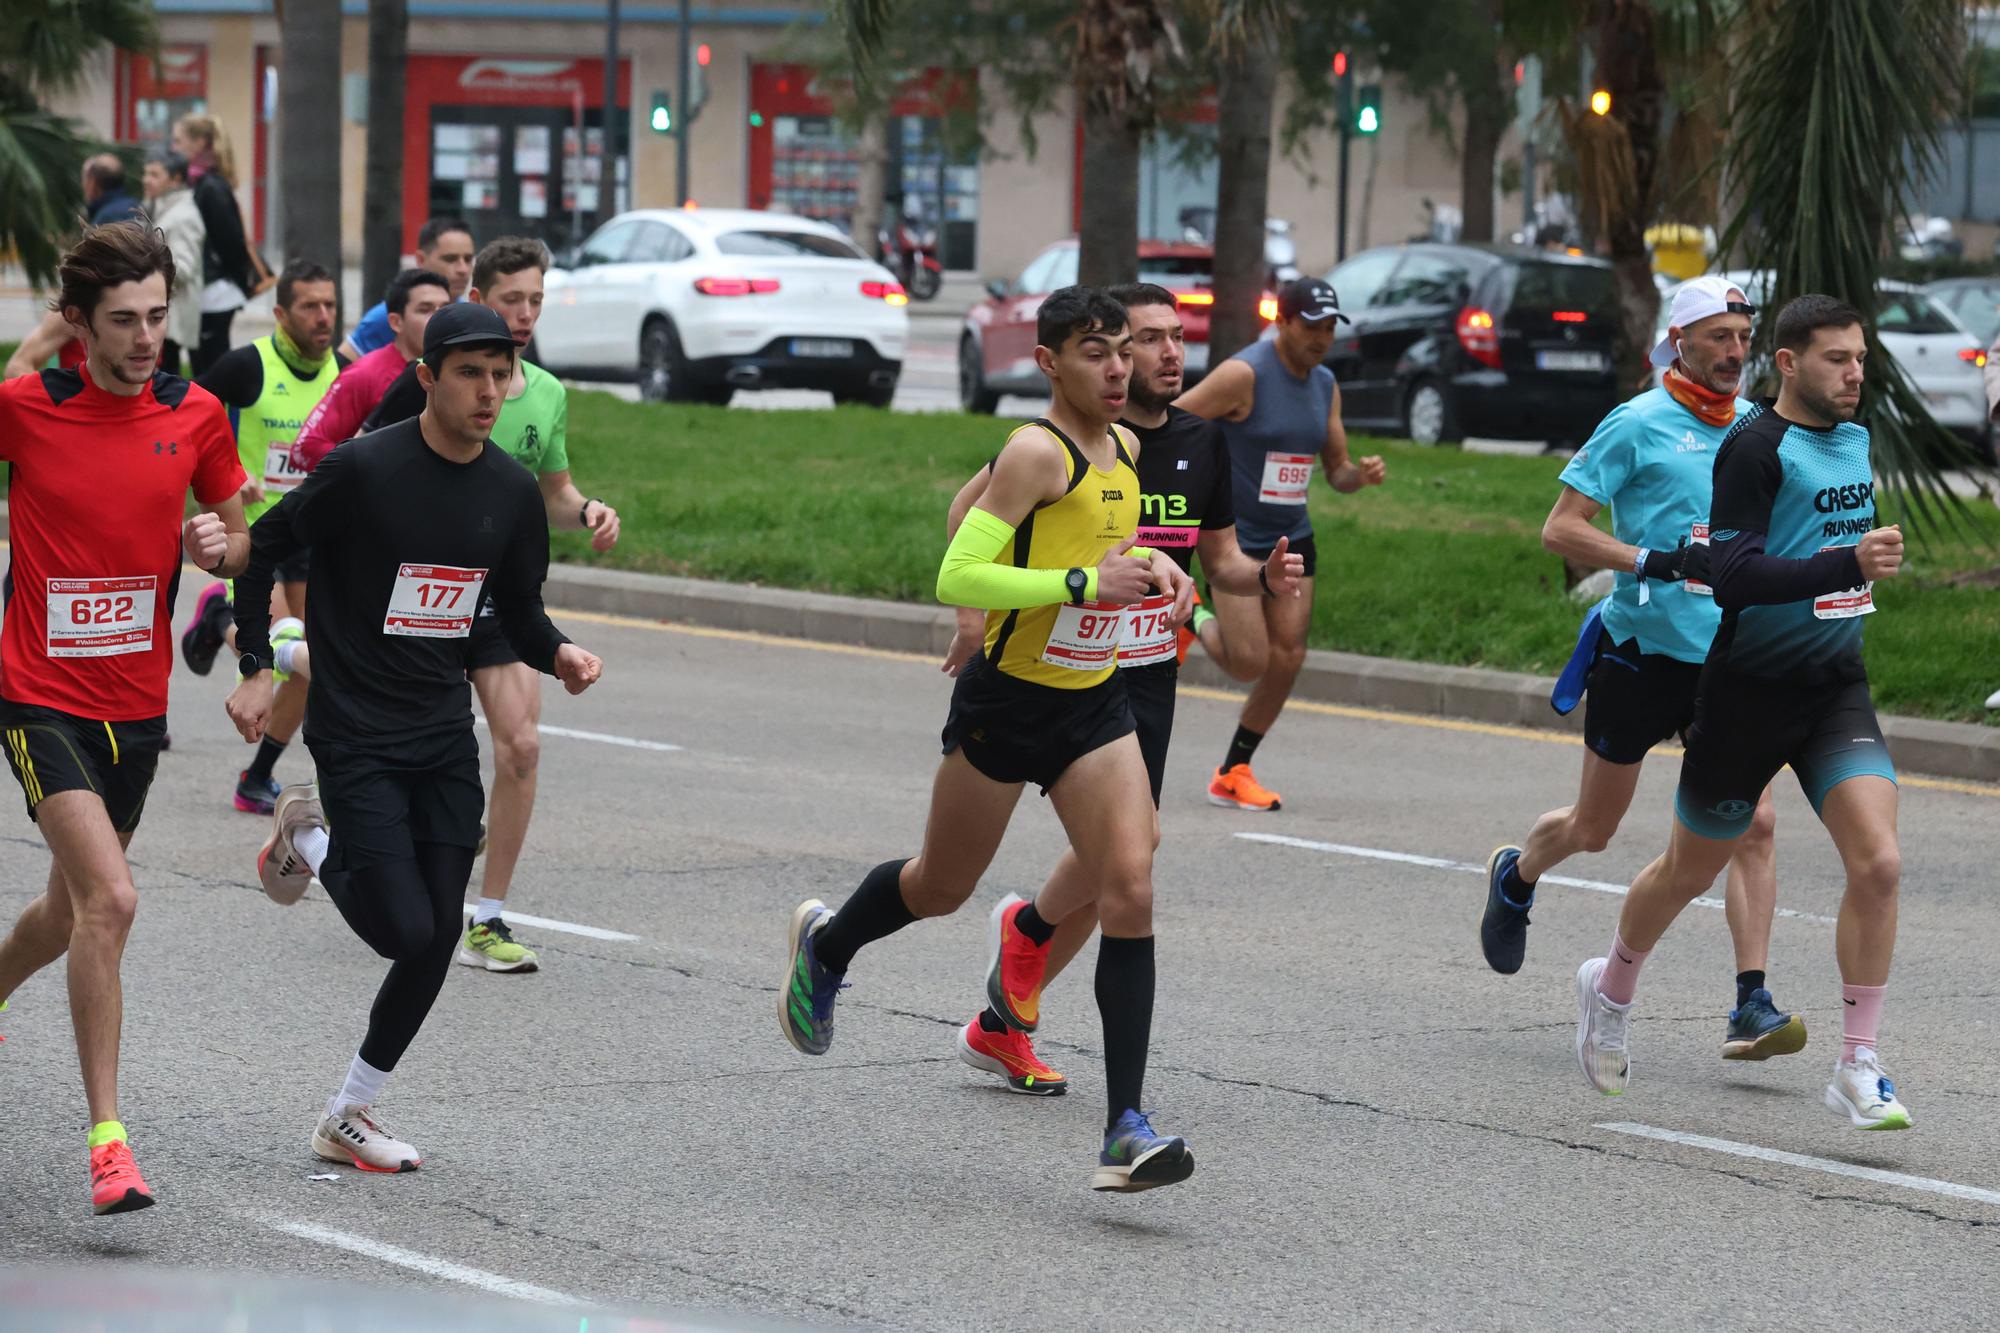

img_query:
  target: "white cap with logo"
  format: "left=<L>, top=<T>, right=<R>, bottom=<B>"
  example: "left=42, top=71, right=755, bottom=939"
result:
left=1648, top=274, right=1755, bottom=368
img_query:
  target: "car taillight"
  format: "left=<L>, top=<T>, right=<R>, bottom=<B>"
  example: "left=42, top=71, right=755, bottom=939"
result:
left=1174, top=291, right=1215, bottom=306
left=1258, top=297, right=1278, bottom=322
left=1552, top=310, right=1588, bottom=323
left=860, top=280, right=909, bottom=306
left=693, top=277, right=780, bottom=296
left=1456, top=306, right=1502, bottom=368
left=1958, top=347, right=1988, bottom=368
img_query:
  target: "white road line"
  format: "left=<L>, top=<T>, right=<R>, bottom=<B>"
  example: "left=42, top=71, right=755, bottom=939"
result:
left=474, top=717, right=683, bottom=753
left=262, top=1218, right=586, bottom=1306
left=459, top=904, right=640, bottom=943
left=1598, top=1123, right=2000, bottom=1210
left=1234, top=832, right=1838, bottom=925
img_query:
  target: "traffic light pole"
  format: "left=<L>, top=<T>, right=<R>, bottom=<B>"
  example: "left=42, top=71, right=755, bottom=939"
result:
left=1337, top=122, right=1351, bottom=263
left=600, top=0, right=620, bottom=230
left=676, top=0, right=691, bottom=206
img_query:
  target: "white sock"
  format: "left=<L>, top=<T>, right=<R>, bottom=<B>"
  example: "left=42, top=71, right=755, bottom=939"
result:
left=274, top=638, right=304, bottom=675
left=472, top=897, right=505, bottom=925
left=328, top=1053, right=391, bottom=1118
left=295, top=825, right=330, bottom=876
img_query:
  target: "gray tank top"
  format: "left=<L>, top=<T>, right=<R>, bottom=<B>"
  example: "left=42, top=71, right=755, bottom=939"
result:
left=1217, top=338, right=1336, bottom=548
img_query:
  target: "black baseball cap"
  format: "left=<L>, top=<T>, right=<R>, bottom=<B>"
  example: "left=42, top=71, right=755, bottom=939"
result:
left=1277, top=277, right=1349, bottom=325
left=422, top=301, right=517, bottom=363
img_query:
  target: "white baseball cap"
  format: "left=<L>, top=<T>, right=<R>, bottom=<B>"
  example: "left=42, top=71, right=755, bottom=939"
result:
left=1648, top=275, right=1756, bottom=368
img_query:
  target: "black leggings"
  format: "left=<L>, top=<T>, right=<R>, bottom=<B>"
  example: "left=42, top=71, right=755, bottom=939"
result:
left=323, top=842, right=476, bottom=1071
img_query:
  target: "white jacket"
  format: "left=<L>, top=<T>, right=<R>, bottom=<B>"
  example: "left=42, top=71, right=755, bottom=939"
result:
left=150, top=188, right=206, bottom=354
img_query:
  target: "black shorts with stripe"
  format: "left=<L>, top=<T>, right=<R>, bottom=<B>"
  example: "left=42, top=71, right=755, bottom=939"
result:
left=0, top=698, right=167, bottom=834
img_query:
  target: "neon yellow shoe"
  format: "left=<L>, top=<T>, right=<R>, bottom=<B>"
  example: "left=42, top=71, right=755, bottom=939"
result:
left=456, top=917, right=539, bottom=973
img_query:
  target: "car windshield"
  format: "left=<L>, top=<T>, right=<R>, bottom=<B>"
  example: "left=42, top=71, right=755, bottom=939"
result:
left=1509, top=261, right=1615, bottom=312
left=714, top=229, right=867, bottom=260
left=1875, top=290, right=1961, bottom=336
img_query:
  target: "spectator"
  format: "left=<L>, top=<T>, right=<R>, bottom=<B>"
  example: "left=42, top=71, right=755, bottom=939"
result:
left=173, top=113, right=262, bottom=373
left=82, top=154, right=145, bottom=226
left=142, top=150, right=207, bottom=375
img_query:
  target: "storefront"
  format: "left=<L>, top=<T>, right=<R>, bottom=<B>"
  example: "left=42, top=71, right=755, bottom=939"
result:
left=115, top=44, right=209, bottom=143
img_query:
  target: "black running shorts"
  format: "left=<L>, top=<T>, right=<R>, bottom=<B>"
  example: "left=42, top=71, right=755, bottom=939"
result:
left=1123, top=659, right=1177, bottom=807
left=464, top=614, right=522, bottom=673
left=1581, top=631, right=1702, bottom=765
left=942, top=652, right=1136, bottom=794
left=0, top=699, right=165, bottom=833
left=306, top=729, right=486, bottom=872
left=1240, top=534, right=1318, bottom=579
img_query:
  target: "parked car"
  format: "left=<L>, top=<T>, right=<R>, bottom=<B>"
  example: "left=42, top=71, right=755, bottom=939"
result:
left=1923, top=276, right=2000, bottom=349
left=535, top=208, right=908, bottom=407
left=1318, top=243, right=1622, bottom=445
left=959, top=239, right=1273, bottom=413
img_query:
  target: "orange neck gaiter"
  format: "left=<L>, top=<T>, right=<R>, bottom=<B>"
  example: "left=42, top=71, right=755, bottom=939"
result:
left=1664, top=363, right=1738, bottom=428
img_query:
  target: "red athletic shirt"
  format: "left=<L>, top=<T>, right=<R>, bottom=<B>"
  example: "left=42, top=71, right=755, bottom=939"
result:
left=0, top=365, right=245, bottom=720
left=291, top=343, right=409, bottom=474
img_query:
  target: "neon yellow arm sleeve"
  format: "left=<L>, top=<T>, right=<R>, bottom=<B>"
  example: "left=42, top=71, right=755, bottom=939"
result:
left=936, top=507, right=1098, bottom=609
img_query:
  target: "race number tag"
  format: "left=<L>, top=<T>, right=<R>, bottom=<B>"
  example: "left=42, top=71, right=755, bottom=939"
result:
left=264, top=440, right=308, bottom=496
left=1259, top=453, right=1315, bottom=506
left=1114, top=595, right=1177, bottom=668
left=46, top=576, right=156, bottom=658
left=384, top=564, right=488, bottom=638
left=1040, top=602, right=1125, bottom=671
left=1812, top=545, right=1874, bottom=620
left=1685, top=522, right=1713, bottom=596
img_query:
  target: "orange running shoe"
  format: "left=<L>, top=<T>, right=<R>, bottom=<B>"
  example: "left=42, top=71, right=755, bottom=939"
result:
left=984, top=894, right=1053, bottom=1033
left=1208, top=763, right=1282, bottom=811
left=956, top=1019, right=1067, bottom=1096
left=89, top=1135, right=155, bottom=1215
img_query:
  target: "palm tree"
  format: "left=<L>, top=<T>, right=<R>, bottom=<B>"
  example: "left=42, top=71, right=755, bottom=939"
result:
left=279, top=0, right=344, bottom=304
left=361, top=0, right=409, bottom=311
left=1206, top=1, right=1287, bottom=363
left=0, top=0, right=156, bottom=285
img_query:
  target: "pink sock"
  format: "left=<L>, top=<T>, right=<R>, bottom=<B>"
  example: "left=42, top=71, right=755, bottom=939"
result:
left=1841, top=983, right=1886, bottom=1063
left=1597, top=930, right=1650, bottom=1005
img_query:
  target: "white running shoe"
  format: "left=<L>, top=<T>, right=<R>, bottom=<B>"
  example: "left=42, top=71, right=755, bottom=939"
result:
left=313, top=1104, right=422, bottom=1172
left=258, top=783, right=324, bottom=906
left=1824, top=1047, right=1912, bottom=1131
left=1574, top=957, right=1632, bottom=1096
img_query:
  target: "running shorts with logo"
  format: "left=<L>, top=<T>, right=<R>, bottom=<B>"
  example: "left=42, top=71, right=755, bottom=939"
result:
left=1675, top=671, right=1888, bottom=837
left=1581, top=631, right=1701, bottom=765
left=0, top=699, right=166, bottom=832
left=943, top=651, right=1135, bottom=794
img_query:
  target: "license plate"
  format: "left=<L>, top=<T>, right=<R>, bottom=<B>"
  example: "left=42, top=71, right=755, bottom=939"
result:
left=791, top=338, right=854, bottom=359
left=1536, top=350, right=1604, bottom=372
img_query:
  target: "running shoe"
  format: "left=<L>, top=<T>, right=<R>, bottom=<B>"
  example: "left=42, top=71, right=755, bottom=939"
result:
left=89, top=1135, right=155, bottom=1215
left=956, top=1018, right=1067, bottom=1096
left=1479, top=844, right=1533, bottom=975
left=985, top=893, right=1052, bottom=1033
left=234, top=769, right=281, bottom=816
left=1721, top=989, right=1808, bottom=1061
left=1824, top=1047, right=1912, bottom=1131
left=258, top=783, right=324, bottom=906
left=1574, top=957, right=1632, bottom=1096
left=313, top=1105, right=422, bottom=1172
left=1207, top=763, right=1281, bottom=811
left=178, top=581, right=232, bottom=676
left=457, top=917, right=540, bottom=973
left=780, top=899, right=844, bottom=1056
left=1091, top=1109, right=1194, bottom=1193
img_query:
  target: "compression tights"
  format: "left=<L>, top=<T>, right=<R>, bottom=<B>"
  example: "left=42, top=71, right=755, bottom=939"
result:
left=321, top=843, right=476, bottom=1071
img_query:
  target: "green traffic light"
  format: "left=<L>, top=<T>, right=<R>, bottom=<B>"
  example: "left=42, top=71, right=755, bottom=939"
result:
left=749, top=112, right=764, bottom=128
left=1355, top=83, right=1381, bottom=135
left=1357, top=106, right=1379, bottom=133
left=651, top=105, right=671, bottom=132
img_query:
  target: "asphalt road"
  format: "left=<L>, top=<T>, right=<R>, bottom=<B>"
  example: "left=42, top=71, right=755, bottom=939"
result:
left=3, top=606, right=1999, bottom=1328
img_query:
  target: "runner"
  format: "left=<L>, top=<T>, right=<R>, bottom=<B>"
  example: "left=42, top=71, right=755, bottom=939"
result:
left=1174, top=277, right=1387, bottom=811
left=1481, top=276, right=1802, bottom=1063
left=225, top=301, right=603, bottom=1172
left=178, top=261, right=345, bottom=814
left=289, top=269, right=450, bottom=472
left=780, top=286, right=1200, bottom=1192
left=1574, top=295, right=1911, bottom=1131
left=356, top=237, right=620, bottom=974
left=337, top=216, right=475, bottom=362
left=0, top=221, right=250, bottom=1213
left=939, top=282, right=1303, bottom=1094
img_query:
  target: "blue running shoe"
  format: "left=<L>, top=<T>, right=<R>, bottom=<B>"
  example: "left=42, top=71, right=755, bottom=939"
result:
left=1480, top=844, right=1533, bottom=975
left=779, top=899, right=844, bottom=1056
left=1721, top=988, right=1808, bottom=1061
left=1091, top=1110, right=1194, bottom=1193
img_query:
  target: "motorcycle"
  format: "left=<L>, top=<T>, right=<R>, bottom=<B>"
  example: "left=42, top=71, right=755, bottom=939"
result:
left=879, top=210, right=943, bottom=301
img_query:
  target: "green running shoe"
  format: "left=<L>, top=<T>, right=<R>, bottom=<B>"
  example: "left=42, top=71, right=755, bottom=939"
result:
left=457, top=917, right=540, bottom=973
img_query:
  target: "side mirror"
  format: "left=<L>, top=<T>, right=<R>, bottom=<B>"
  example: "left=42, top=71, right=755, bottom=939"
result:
left=985, top=278, right=1010, bottom=301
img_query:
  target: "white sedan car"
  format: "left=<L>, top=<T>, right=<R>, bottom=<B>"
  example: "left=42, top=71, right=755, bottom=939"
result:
left=535, top=208, right=910, bottom=407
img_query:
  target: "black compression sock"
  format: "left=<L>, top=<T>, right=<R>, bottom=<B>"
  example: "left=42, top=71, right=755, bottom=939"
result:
left=1221, top=725, right=1264, bottom=773
left=978, top=1009, right=1008, bottom=1034
left=246, top=736, right=287, bottom=784
left=813, top=858, right=916, bottom=975
left=1736, top=970, right=1766, bottom=1008
left=1013, top=900, right=1056, bottom=946
left=1500, top=860, right=1536, bottom=908
left=1096, top=935, right=1156, bottom=1132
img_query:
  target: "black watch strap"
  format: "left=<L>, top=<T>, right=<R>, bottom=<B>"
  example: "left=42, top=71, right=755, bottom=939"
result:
left=1066, top=567, right=1087, bottom=605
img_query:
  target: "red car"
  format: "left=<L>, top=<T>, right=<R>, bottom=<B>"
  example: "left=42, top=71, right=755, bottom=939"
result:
left=959, top=239, right=1275, bottom=413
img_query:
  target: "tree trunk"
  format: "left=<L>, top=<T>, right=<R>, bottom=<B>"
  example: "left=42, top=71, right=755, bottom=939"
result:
left=1458, top=71, right=1507, bottom=244
left=1076, top=96, right=1140, bottom=288
left=361, top=0, right=408, bottom=317
left=280, top=0, right=345, bottom=320
left=850, top=108, right=890, bottom=259
left=1209, top=29, right=1276, bottom=363
left=1594, top=0, right=1666, bottom=391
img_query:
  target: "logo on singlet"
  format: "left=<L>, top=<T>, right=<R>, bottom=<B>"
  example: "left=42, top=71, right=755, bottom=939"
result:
left=1100, top=488, right=1124, bottom=502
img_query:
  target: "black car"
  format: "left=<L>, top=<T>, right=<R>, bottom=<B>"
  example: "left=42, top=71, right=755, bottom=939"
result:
left=1320, top=244, right=1623, bottom=445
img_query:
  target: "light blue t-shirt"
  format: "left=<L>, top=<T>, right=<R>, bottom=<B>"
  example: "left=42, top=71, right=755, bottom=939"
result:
left=1558, top=385, right=1750, bottom=664
left=347, top=301, right=394, bottom=356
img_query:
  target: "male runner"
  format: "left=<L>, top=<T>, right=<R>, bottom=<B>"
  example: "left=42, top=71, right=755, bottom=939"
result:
left=781, top=286, right=1200, bottom=1191
left=1481, top=276, right=1802, bottom=1062
left=179, top=261, right=345, bottom=813
left=337, top=216, right=474, bottom=362
left=1175, top=277, right=1387, bottom=811
left=357, top=237, right=620, bottom=973
left=225, top=302, right=603, bottom=1171
left=940, top=282, right=1303, bottom=1093
left=290, top=269, right=450, bottom=471
left=0, top=222, right=250, bottom=1213
left=1574, top=295, right=1911, bottom=1130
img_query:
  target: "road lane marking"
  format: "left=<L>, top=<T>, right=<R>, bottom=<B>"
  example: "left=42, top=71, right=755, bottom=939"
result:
left=1235, top=831, right=1839, bottom=925
left=262, top=1219, right=586, bottom=1306
left=460, top=904, right=641, bottom=943
left=1597, top=1123, right=2000, bottom=1210
left=474, top=716, right=683, bottom=753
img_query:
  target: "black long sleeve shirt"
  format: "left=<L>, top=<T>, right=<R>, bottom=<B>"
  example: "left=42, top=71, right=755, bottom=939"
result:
left=233, top=417, right=570, bottom=751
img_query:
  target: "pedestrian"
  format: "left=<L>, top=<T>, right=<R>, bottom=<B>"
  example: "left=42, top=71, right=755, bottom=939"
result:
left=172, top=114, right=265, bottom=374
left=141, top=151, right=205, bottom=377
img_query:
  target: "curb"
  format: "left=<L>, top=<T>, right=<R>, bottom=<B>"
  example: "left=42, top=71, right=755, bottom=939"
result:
left=543, top=563, right=2000, bottom=787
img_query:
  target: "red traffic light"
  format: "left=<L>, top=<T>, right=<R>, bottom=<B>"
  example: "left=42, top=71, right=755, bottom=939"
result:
left=696, top=42, right=711, bottom=66
left=1332, top=51, right=1348, bottom=78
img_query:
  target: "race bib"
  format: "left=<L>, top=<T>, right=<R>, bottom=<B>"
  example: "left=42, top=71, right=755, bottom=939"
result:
left=1259, top=453, right=1315, bottom=506
left=1813, top=545, right=1874, bottom=620
left=264, top=440, right=308, bottom=496
left=46, top=576, right=156, bottom=658
left=1685, top=523, right=1713, bottom=596
left=1114, top=595, right=1177, bottom=668
left=384, top=564, right=488, bottom=638
left=1040, top=602, right=1125, bottom=671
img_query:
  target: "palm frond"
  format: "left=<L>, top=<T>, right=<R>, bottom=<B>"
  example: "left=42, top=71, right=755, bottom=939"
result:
left=0, top=96, right=95, bottom=285
left=0, top=0, right=157, bottom=95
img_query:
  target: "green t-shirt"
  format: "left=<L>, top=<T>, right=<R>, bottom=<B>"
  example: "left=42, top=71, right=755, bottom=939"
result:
left=492, top=362, right=568, bottom=474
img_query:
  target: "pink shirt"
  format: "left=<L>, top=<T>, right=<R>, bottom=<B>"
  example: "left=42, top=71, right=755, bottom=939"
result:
left=290, top=342, right=410, bottom=473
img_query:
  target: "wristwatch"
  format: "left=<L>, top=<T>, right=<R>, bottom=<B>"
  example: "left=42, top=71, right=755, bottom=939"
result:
left=1065, top=567, right=1088, bottom=605
left=238, top=651, right=274, bottom=676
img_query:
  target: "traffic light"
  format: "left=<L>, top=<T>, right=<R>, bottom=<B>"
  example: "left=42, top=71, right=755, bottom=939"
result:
left=685, top=40, right=711, bottom=127
left=1332, top=50, right=1348, bottom=79
left=1590, top=88, right=1612, bottom=116
left=649, top=89, right=672, bottom=134
left=1355, top=84, right=1381, bottom=135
